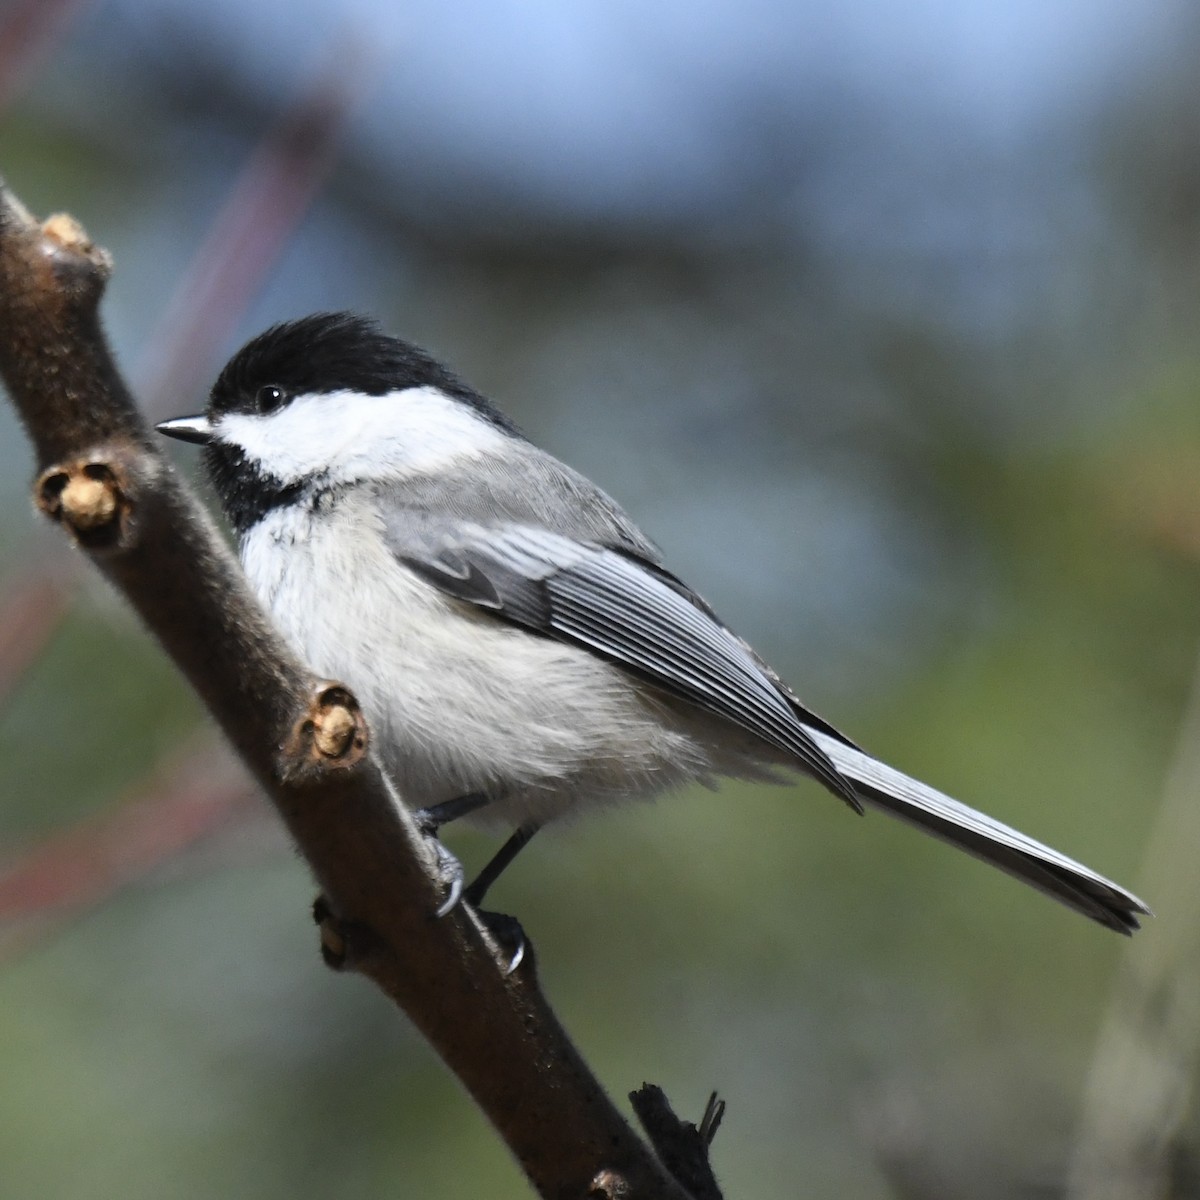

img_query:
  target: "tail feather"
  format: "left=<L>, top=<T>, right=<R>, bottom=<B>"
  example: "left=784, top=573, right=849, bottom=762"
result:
left=807, top=730, right=1151, bottom=935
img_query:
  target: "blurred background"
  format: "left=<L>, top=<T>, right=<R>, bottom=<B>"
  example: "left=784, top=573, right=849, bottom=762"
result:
left=0, top=1, right=1197, bottom=1196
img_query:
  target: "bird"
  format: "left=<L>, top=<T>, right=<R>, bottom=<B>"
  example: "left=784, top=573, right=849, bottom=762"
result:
left=157, top=312, right=1148, bottom=937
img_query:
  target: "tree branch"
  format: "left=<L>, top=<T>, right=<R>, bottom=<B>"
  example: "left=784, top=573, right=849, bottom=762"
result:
left=630, top=1086, right=726, bottom=1200
left=0, top=176, right=695, bottom=1200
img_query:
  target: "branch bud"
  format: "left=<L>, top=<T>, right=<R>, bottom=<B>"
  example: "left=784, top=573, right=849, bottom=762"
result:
left=36, top=454, right=132, bottom=550
left=280, top=682, right=369, bottom=783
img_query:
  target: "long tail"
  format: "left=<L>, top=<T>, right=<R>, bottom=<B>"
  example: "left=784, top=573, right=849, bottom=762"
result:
left=807, top=729, right=1150, bottom=935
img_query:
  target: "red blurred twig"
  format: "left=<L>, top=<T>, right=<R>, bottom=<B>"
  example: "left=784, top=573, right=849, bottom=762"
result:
left=0, top=738, right=257, bottom=958
left=0, top=569, right=72, bottom=708
left=0, top=0, right=91, bottom=113
left=137, top=56, right=361, bottom=418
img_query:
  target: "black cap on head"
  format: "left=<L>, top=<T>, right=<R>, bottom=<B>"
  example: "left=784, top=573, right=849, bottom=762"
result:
left=210, top=312, right=521, bottom=435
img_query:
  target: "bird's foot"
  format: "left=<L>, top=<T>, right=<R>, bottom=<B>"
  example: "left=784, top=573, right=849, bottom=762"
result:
left=474, top=908, right=529, bottom=976
left=412, top=795, right=491, bottom=917
left=410, top=800, right=532, bottom=973
left=425, top=834, right=466, bottom=918
left=425, top=844, right=529, bottom=973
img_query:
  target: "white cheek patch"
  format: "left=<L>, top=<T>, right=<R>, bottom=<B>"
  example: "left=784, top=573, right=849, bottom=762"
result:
left=215, top=386, right=511, bottom=485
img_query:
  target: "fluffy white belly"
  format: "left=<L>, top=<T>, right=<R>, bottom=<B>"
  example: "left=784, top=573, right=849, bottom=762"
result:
left=239, top=501, right=773, bottom=827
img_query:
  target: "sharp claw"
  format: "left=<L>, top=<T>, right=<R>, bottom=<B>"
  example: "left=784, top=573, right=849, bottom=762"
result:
left=501, top=934, right=525, bottom=976
left=435, top=874, right=463, bottom=918
left=429, top=839, right=465, bottom=918
left=474, top=908, right=528, bottom=975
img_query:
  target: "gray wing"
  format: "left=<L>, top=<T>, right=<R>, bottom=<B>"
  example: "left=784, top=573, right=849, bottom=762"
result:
left=382, top=511, right=862, bottom=809
left=378, top=455, right=1150, bottom=935
left=380, top=446, right=858, bottom=746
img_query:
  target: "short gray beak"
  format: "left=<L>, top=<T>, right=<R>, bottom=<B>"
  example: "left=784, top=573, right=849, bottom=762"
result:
left=156, top=415, right=213, bottom=445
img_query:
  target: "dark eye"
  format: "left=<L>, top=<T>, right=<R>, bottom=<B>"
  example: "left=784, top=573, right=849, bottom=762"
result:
left=256, top=385, right=287, bottom=414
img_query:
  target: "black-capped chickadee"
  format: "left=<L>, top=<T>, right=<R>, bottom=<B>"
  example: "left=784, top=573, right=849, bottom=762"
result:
left=158, top=312, right=1147, bottom=935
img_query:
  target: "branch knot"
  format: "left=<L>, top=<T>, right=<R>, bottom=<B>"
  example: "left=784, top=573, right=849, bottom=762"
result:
left=280, top=682, right=369, bottom=783
left=36, top=452, right=134, bottom=550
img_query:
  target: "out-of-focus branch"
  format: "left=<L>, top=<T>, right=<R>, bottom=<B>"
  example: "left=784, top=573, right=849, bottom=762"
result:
left=1066, top=657, right=1200, bottom=1200
left=0, top=178, right=694, bottom=1200
left=0, top=0, right=90, bottom=112
left=0, top=738, right=258, bottom=959
left=137, top=58, right=360, bottom=417
left=0, top=570, right=71, bottom=709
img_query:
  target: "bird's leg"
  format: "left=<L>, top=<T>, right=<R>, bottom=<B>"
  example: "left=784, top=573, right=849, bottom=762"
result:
left=464, top=820, right=541, bottom=909
left=462, top=821, right=542, bottom=975
left=411, top=792, right=492, bottom=917
left=413, top=792, right=493, bottom=833
left=410, top=801, right=540, bottom=974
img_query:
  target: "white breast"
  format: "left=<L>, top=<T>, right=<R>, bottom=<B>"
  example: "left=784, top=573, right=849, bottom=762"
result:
left=240, top=494, right=776, bottom=829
